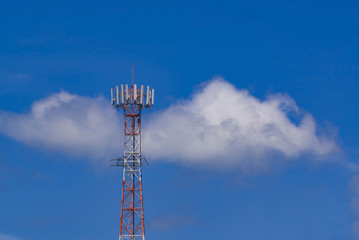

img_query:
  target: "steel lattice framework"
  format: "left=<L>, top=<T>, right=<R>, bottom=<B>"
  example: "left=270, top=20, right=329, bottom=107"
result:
left=111, top=74, right=154, bottom=240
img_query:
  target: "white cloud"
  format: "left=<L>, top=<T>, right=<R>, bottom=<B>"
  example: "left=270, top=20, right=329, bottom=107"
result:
left=0, top=91, right=122, bottom=164
left=0, top=233, right=23, bottom=240
left=143, top=78, right=337, bottom=171
left=0, top=78, right=338, bottom=170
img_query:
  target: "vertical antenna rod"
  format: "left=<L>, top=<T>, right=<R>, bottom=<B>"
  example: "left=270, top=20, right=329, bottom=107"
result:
left=132, top=64, right=134, bottom=88
left=111, top=69, right=154, bottom=240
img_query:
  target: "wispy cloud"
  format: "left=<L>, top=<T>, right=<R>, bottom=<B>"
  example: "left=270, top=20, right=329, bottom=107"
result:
left=351, top=174, right=359, bottom=239
left=23, top=215, right=73, bottom=227
left=0, top=233, right=23, bottom=240
left=0, top=68, right=32, bottom=83
left=0, top=78, right=338, bottom=170
left=148, top=214, right=196, bottom=232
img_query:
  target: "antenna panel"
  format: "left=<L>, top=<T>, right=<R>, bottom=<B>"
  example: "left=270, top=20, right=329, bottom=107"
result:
left=134, top=84, right=137, bottom=101
left=151, top=89, right=154, bottom=105
left=146, top=86, right=150, bottom=105
left=125, top=84, right=129, bottom=101
left=116, top=86, right=120, bottom=106
left=120, top=85, right=124, bottom=104
left=140, top=85, right=144, bottom=104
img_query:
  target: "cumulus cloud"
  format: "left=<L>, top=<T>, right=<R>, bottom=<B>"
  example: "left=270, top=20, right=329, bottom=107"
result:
left=142, top=78, right=337, bottom=170
left=0, top=91, right=122, bottom=164
left=0, top=78, right=338, bottom=169
left=0, top=233, right=23, bottom=240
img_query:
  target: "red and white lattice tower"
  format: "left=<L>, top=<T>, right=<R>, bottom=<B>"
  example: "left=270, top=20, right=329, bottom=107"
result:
left=110, top=69, right=154, bottom=240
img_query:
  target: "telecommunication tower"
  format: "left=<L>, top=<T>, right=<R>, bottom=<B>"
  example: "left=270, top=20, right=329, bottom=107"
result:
left=110, top=68, right=154, bottom=240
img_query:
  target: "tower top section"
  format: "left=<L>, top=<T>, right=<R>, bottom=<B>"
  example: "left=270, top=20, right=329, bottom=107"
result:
left=111, top=84, right=154, bottom=109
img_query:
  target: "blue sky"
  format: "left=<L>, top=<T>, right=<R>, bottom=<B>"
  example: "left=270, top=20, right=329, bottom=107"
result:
left=0, top=0, right=359, bottom=239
